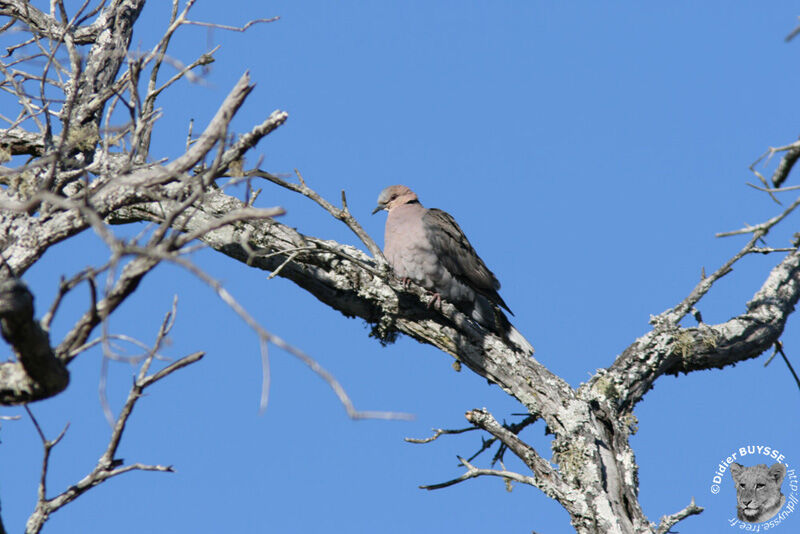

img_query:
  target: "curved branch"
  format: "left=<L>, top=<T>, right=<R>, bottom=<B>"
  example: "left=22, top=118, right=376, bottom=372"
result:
left=599, top=248, right=800, bottom=410
left=419, top=455, right=536, bottom=491
left=465, top=408, right=565, bottom=499
left=0, top=279, right=68, bottom=404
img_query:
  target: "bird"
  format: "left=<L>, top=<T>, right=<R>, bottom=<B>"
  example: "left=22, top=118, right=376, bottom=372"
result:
left=372, top=185, right=532, bottom=353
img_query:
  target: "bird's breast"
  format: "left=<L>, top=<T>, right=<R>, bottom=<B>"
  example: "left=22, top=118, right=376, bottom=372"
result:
left=384, top=206, right=438, bottom=288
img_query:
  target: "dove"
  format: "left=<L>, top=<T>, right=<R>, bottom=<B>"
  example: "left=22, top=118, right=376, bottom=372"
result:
left=372, top=185, right=531, bottom=353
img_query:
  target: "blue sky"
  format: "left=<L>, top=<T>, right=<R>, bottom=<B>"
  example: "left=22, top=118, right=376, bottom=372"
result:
left=2, top=2, right=800, bottom=533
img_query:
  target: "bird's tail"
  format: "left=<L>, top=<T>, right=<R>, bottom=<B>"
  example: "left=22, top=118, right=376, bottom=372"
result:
left=505, top=324, right=534, bottom=355
left=473, top=298, right=534, bottom=354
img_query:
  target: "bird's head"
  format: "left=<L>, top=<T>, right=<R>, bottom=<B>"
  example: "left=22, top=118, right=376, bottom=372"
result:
left=372, top=185, right=419, bottom=214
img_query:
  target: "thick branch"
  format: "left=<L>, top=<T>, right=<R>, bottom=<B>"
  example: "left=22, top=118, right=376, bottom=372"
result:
left=56, top=255, right=158, bottom=364
left=0, top=127, right=47, bottom=156
left=0, top=1, right=108, bottom=45
left=114, top=186, right=575, bottom=431
left=0, top=279, right=68, bottom=404
left=74, top=0, right=146, bottom=125
left=600, top=248, right=800, bottom=410
left=772, top=143, right=800, bottom=188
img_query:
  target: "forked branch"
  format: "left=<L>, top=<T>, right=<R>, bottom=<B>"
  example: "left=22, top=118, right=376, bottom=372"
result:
left=419, top=455, right=536, bottom=491
left=655, top=497, right=703, bottom=534
left=25, top=324, right=204, bottom=534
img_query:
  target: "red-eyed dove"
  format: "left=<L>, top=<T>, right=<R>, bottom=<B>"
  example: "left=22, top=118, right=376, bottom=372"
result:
left=372, top=185, right=532, bottom=353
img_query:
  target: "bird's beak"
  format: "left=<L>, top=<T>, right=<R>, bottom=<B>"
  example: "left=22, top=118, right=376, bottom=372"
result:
left=371, top=204, right=384, bottom=215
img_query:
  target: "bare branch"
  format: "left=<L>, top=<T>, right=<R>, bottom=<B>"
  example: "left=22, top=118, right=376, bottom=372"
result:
left=114, top=185, right=571, bottom=424
left=57, top=255, right=160, bottom=363
left=750, top=140, right=800, bottom=195
left=654, top=191, right=800, bottom=327
left=0, top=127, right=48, bottom=156
left=771, top=143, right=800, bottom=188
left=405, top=426, right=476, bottom=444
left=150, top=250, right=414, bottom=421
left=751, top=247, right=797, bottom=254
left=258, top=338, right=270, bottom=413
left=216, top=111, right=289, bottom=173
left=0, top=279, right=68, bottom=404
left=716, top=193, right=800, bottom=238
left=0, top=2, right=416, bottom=531
left=604, top=247, right=800, bottom=410
left=662, top=233, right=761, bottom=324
left=786, top=17, right=800, bottom=42
left=655, top=497, right=703, bottom=534
left=747, top=182, right=800, bottom=193
left=419, top=455, right=535, bottom=491
left=765, top=341, right=800, bottom=392
left=24, top=344, right=204, bottom=534
left=181, top=16, right=280, bottom=32
left=176, top=206, right=285, bottom=246
left=4, top=2, right=795, bottom=532
left=465, top=409, right=564, bottom=498
left=165, top=71, right=255, bottom=175
left=0, top=0, right=113, bottom=45
left=256, top=169, right=386, bottom=262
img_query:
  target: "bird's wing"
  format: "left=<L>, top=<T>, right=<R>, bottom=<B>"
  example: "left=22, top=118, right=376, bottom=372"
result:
left=423, top=208, right=513, bottom=314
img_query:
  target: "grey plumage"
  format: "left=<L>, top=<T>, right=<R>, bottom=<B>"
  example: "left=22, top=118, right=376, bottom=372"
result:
left=422, top=208, right=512, bottom=315
left=373, top=185, right=531, bottom=352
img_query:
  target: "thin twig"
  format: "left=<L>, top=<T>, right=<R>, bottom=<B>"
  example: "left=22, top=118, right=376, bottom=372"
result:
left=660, top=233, right=759, bottom=324
left=766, top=341, right=800, bottom=393
left=181, top=16, right=280, bottom=32
left=258, top=338, right=271, bottom=413
left=750, top=247, right=796, bottom=254
left=405, top=426, right=476, bottom=444
left=254, top=169, right=386, bottom=263
left=786, top=18, right=800, bottom=42
left=266, top=249, right=302, bottom=280
left=746, top=182, right=800, bottom=193
left=716, top=194, right=800, bottom=238
left=25, top=347, right=204, bottom=534
left=660, top=194, right=800, bottom=324
left=419, top=456, right=535, bottom=491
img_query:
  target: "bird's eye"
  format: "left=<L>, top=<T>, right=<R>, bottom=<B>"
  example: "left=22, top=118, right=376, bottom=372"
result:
left=757, top=483, right=765, bottom=488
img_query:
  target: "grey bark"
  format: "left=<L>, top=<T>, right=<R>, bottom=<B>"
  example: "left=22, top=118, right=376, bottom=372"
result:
left=0, top=2, right=797, bottom=533
left=0, top=279, right=68, bottom=403
left=118, top=180, right=800, bottom=533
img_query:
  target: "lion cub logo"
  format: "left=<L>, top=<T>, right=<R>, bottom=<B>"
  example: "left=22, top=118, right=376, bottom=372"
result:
left=730, top=462, right=787, bottom=523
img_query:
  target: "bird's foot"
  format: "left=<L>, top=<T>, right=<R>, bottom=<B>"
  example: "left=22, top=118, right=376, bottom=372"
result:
left=427, top=292, right=442, bottom=310
left=396, top=276, right=413, bottom=290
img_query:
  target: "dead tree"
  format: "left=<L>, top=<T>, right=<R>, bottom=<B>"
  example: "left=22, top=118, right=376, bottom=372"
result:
left=0, top=2, right=798, bottom=533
